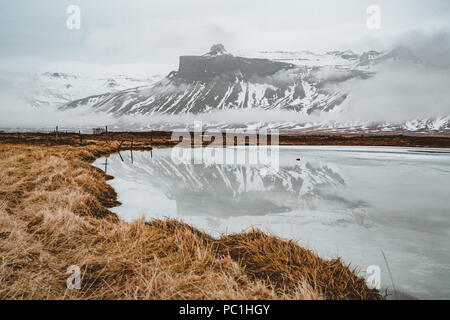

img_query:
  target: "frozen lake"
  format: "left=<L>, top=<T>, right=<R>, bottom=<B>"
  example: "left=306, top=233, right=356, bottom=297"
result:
left=94, top=146, right=450, bottom=299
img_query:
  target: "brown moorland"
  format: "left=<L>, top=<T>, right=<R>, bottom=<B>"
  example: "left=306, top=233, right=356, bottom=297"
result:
left=1, top=131, right=450, bottom=148
left=0, top=132, right=397, bottom=300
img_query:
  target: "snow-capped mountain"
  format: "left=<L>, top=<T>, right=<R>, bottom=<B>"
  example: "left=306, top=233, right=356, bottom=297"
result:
left=61, top=45, right=373, bottom=116
left=100, top=114, right=450, bottom=135
left=60, top=44, right=432, bottom=117
left=237, top=46, right=422, bottom=70
left=52, top=44, right=449, bottom=134
left=30, top=72, right=161, bottom=108
left=238, top=49, right=361, bottom=67
left=355, top=46, right=422, bottom=70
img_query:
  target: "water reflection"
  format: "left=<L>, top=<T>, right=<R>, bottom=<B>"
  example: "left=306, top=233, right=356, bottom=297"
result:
left=107, top=149, right=372, bottom=221
left=94, top=146, right=450, bottom=299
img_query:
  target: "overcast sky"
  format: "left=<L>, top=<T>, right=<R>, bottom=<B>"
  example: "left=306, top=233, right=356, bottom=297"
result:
left=1, top=0, right=450, bottom=76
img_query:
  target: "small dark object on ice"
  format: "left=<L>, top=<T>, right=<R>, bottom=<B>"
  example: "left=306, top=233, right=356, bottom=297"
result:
left=296, top=158, right=301, bottom=161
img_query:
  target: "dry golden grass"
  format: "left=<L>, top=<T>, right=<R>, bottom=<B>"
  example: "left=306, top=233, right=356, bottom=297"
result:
left=0, top=139, right=381, bottom=300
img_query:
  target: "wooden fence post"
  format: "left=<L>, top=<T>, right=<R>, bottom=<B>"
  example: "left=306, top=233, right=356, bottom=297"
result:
left=131, top=138, right=134, bottom=164
left=118, top=140, right=125, bottom=151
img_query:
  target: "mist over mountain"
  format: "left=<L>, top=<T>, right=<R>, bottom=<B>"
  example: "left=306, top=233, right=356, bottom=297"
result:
left=48, top=43, right=448, bottom=134
left=1, top=42, right=449, bottom=134
left=61, top=45, right=372, bottom=116
left=30, top=72, right=160, bottom=108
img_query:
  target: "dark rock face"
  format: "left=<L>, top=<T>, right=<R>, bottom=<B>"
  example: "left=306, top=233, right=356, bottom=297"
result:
left=178, top=54, right=295, bottom=81
left=208, top=43, right=227, bottom=55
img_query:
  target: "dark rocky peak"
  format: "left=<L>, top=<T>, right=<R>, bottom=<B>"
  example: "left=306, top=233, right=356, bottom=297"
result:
left=104, top=78, right=119, bottom=88
left=178, top=44, right=295, bottom=81
left=207, top=44, right=228, bottom=56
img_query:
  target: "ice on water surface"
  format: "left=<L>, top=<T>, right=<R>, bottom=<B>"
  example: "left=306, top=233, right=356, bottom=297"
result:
left=94, top=146, right=450, bottom=299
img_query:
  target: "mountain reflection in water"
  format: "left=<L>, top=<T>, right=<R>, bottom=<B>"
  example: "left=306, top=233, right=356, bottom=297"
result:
left=94, top=146, right=450, bottom=299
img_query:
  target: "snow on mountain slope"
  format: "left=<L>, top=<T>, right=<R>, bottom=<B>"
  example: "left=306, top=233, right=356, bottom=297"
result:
left=401, top=115, right=450, bottom=133
left=243, top=47, right=422, bottom=72
left=62, top=45, right=371, bottom=116
left=30, top=72, right=161, bottom=108
left=354, top=46, right=423, bottom=71
left=52, top=45, right=449, bottom=134
left=238, top=50, right=360, bottom=67
left=99, top=114, right=449, bottom=135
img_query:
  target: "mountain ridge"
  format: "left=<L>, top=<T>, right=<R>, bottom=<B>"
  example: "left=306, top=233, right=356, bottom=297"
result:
left=62, top=44, right=375, bottom=115
left=50, top=44, right=450, bottom=134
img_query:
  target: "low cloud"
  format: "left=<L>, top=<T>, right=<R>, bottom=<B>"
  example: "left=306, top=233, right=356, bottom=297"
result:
left=0, top=75, right=117, bottom=130
left=337, top=62, right=450, bottom=123
left=392, top=29, right=450, bottom=67
left=2, top=28, right=450, bottom=130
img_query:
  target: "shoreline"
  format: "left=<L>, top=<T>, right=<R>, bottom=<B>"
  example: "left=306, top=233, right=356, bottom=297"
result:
left=0, top=135, right=388, bottom=299
left=97, top=144, right=440, bottom=300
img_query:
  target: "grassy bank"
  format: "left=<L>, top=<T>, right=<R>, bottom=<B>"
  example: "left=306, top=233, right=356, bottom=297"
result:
left=0, top=136, right=381, bottom=300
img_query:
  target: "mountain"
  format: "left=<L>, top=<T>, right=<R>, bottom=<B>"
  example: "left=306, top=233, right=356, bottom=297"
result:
left=61, top=45, right=372, bottom=116
left=355, top=46, right=422, bottom=69
left=30, top=72, right=161, bottom=108
left=54, top=45, right=449, bottom=134
left=101, top=114, right=450, bottom=134
left=245, top=49, right=361, bottom=67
